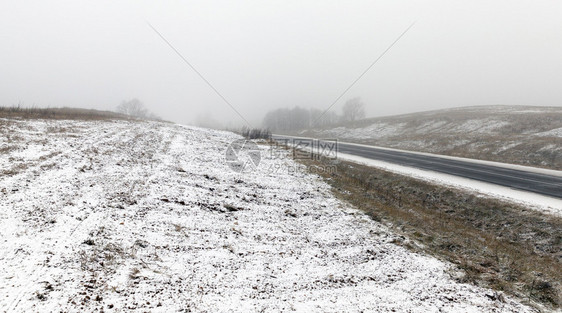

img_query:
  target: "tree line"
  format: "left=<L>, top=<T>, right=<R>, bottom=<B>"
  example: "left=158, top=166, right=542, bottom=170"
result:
left=262, top=97, right=365, bottom=131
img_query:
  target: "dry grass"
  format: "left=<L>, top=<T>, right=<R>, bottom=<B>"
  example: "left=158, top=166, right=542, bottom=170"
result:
left=299, top=155, right=562, bottom=309
left=0, top=106, right=130, bottom=120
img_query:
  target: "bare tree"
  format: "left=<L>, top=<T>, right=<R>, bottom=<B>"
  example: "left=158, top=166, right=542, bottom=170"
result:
left=116, top=98, right=147, bottom=118
left=342, top=97, right=365, bottom=122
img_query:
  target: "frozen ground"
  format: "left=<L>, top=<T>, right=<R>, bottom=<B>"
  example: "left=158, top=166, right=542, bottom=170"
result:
left=0, top=119, right=535, bottom=312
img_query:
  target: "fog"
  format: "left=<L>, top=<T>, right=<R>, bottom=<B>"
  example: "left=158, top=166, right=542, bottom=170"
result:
left=1, top=0, right=561, bottom=128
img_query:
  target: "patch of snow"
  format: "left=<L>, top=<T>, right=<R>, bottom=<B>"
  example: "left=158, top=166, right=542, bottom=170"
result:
left=513, top=110, right=555, bottom=114
left=538, top=144, right=561, bottom=152
left=318, top=123, right=408, bottom=141
left=412, top=120, right=448, bottom=133
left=535, top=127, right=562, bottom=138
left=495, top=142, right=522, bottom=154
left=452, top=119, right=510, bottom=134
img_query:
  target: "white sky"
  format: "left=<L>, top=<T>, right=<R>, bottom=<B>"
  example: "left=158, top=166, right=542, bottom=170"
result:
left=1, top=0, right=561, bottom=127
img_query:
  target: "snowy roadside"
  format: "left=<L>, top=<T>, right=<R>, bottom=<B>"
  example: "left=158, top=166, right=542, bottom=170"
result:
left=276, top=134, right=562, bottom=217
left=0, top=119, right=534, bottom=312
left=336, top=153, right=562, bottom=217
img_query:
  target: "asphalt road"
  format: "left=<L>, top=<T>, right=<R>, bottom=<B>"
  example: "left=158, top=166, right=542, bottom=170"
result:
left=272, top=135, right=562, bottom=199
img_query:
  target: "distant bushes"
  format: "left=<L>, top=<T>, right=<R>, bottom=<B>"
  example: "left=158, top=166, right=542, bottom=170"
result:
left=240, top=127, right=271, bottom=140
left=1, top=102, right=163, bottom=122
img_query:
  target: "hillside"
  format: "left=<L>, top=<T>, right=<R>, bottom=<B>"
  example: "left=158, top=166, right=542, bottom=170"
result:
left=0, top=118, right=534, bottom=312
left=298, top=105, right=562, bottom=170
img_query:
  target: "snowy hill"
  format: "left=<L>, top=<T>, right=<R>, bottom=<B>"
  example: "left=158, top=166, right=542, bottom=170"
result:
left=299, top=105, right=562, bottom=170
left=0, top=118, right=534, bottom=312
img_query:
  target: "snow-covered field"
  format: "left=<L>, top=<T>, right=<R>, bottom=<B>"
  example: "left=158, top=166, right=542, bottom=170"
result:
left=0, top=119, right=535, bottom=312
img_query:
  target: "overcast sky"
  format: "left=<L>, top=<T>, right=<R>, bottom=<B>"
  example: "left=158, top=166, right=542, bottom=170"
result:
left=1, top=0, right=561, bottom=127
